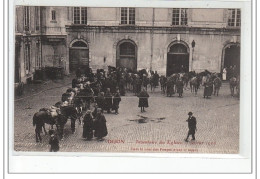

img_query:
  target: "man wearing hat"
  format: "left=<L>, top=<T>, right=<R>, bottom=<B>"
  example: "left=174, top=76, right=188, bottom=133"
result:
left=82, top=110, right=94, bottom=140
left=185, top=112, right=197, bottom=142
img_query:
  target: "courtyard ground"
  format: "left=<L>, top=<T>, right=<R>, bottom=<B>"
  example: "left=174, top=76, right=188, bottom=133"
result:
left=13, top=75, right=239, bottom=154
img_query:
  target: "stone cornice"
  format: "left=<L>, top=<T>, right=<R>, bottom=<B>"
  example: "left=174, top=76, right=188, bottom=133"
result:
left=65, top=25, right=240, bottom=35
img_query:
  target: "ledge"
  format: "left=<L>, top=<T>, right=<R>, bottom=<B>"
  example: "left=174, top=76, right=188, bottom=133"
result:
left=65, top=25, right=240, bottom=35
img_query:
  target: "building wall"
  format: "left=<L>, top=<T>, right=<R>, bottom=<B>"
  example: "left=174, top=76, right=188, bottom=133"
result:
left=67, top=28, right=240, bottom=75
left=15, top=7, right=241, bottom=83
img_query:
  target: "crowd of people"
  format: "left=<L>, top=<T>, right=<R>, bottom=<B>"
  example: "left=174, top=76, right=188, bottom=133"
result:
left=44, top=65, right=240, bottom=151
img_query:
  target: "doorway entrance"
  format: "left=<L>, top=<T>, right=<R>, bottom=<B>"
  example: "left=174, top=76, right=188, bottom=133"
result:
left=116, top=40, right=137, bottom=72
left=167, top=43, right=189, bottom=76
left=69, top=40, right=89, bottom=73
left=223, top=44, right=240, bottom=75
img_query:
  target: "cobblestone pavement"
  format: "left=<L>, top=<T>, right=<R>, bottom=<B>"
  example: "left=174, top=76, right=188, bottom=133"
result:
left=13, top=76, right=239, bottom=154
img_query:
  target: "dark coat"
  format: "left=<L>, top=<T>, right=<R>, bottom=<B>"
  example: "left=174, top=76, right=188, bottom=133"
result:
left=112, top=93, right=121, bottom=110
left=119, top=80, right=126, bottom=96
left=104, top=92, right=113, bottom=110
left=204, top=80, right=213, bottom=97
left=83, top=114, right=94, bottom=139
left=186, top=116, right=197, bottom=135
left=138, top=91, right=149, bottom=108
left=96, top=95, right=105, bottom=110
left=49, top=135, right=59, bottom=152
left=154, top=73, right=160, bottom=86
left=166, top=80, right=174, bottom=96
left=94, top=114, right=108, bottom=138
left=176, top=80, right=184, bottom=94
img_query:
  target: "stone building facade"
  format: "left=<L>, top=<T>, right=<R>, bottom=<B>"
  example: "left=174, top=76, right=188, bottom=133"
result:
left=15, top=7, right=241, bottom=83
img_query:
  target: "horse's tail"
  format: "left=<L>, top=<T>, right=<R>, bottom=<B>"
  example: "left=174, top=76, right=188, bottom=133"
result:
left=33, top=113, right=37, bottom=126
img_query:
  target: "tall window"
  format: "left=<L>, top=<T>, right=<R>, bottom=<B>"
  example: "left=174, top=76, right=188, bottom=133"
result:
left=73, top=7, right=87, bottom=24
left=51, top=10, right=56, bottom=21
left=121, top=8, right=135, bottom=25
left=25, top=44, right=31, bottom=73
left=35, top=42, right=42, bottom=69
left=35, top=7, right=40, bottom=30
left=172, top=8, right=188, bottom=26
left=228, top=9, right=241, bottom=27
left=24, top=6, right=30, bottom=31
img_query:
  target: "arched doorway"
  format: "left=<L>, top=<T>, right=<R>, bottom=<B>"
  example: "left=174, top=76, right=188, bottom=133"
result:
left=69, top=40, right=89, bottom=73
left=167, top=42, right=189, bottom=76
left=116, top=40, right=137, bottom=72
left=222, top=43, right=240, bottom=76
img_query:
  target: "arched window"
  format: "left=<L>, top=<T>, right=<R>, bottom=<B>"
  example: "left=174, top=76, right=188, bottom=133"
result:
left=169, top=43, right=188, bottom=54
left=71, top=41, right=88, bottom=48
left=116, top=41, right=137, bottom=71
left=120, top=42, right=135, bottom=56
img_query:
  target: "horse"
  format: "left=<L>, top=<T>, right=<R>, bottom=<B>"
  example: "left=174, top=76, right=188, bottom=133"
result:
left=32, top=108, right=65, bottom=143
left=149, top=74, right=157, bottom=92
left=190, top=76, right=200, bottom=95
left=213, top=77, right=222, bottom=96
left=230, top=77, right=238, bottom=97
left=159, top=75, right=167, bottom=94
left=182, top=73, right=190, bottom=90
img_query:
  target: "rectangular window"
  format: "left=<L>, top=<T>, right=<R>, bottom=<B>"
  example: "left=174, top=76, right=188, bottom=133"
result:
left=25, top=44, right=31, bottom=73
left=35, top=7, right=40, bottom=31
left=121, top=7, right=135, bottom=25
left=228, top=9, right=241, bottom=27
left=24, top=6, right=30, bottom=31
left=172, top=8, right=187, bottom=26
left=51, top=10, right=56, bottom=21
left=35, top=42, right=42, bottom=69
left=73, top=7, right=87, bottom=24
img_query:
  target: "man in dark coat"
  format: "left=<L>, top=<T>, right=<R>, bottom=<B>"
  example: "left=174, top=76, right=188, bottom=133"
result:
left=82, top=110, right=94, bottom=140
left=112, top=89, right=121, bottom=114
left=203, top=74, right=213, bottom=98
left=49, top=129, right=59, bottom=152
left=137, top=88, right=149, bottom=112
left=94, top=108, right=108, bottom=141
left=154, top=71, right=160, bottom=87
left=104, top=88, right=113, bottom=113
left=176, top=78, right=184, bottom=97
left=96, top=92, right=105, bottom=112
left=185, top=112, right=197, bottom=142
left=119, top=78, right=126, bottom=96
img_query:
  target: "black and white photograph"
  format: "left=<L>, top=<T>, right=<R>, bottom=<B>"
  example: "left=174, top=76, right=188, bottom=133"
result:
left=13, top=6, right=242, bottom=154
left=6, top=0, right=255, bottom=175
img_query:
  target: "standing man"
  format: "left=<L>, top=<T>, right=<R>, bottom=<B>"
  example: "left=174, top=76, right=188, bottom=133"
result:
left=185, top=112, right=197, bottom=142
left=94, top=108, right=108, bottom=141
left=137, top=88, right=149, bottom=112
left=112, top=89, right=121, bottom=115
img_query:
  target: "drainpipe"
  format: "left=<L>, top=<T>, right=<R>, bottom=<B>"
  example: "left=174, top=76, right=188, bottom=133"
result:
left=150, top=8, right=155, bottom=71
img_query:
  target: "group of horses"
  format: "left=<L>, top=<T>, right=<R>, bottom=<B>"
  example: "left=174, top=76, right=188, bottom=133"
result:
left=33, top=77, right=95, bottom=142
left=32, top=67, right=240, bottom=143
left=157, top=70, right=239, bottom=98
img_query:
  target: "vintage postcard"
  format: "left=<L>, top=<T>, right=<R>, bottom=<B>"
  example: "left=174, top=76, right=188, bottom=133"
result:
left=11, top=0, right=252, bottom=160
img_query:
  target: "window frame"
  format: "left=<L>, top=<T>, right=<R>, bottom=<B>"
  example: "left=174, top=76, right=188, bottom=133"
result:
left=35, top=7, right=40, bottom=31
left=120, top=7, right=135, bottom=25
left=73, top=7, right=87, bottom=25
left=227, top=9, right=241, bottom=27
left=35, top=41, right=42, bottom=69
left=172, top=8, right=188, bottom=26
left=51, top=10, right=57, bottom=22
left=24, top=6, right=30, bottom=31
left=24, top=44, right=31, bottom=74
